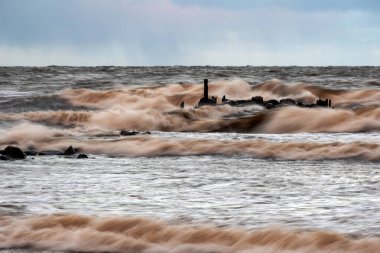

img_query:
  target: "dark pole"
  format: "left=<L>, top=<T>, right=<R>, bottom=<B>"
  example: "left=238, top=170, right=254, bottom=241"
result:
left=204, top=79, right=208, bottom=99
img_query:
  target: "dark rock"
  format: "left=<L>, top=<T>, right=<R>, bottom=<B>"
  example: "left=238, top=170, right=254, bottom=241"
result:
left=251, top=96, right=264, bottom=104
left=39, top=150, right=64, bottom=156
left=227, top=100, right=252, bottom=106
left=3, top=146, right=26, bottom=159
left=0, top=155, right=11, bottom=160
left=280, top=98, right=296, bottom=105
left=77, top=154, right=88, bottom=159
left=144, top=131, right=151, bottom=135
left=264, top=102, right=275, bottom=109
left=266, top=99, right=280, bottom=106
left=0, top=150, right=4, bottom=155
left=180, top=101, right=184, bottom=109
left=24, top=150, right=38, bottom=156
left=120, top=130, right=139, bottom=136
left=63, top=146, right=76, bottom=156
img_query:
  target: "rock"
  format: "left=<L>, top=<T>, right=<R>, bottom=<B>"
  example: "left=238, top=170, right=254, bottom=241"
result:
left=266, top=99, right=279, bottom=106
left=120, top=130, right=139, bottom=136
left=24, top=150, right=38, bottom=156
left=77, top=154, right=88, bottom=159
left=264, top=102, right=275, bottom=109
left=280, top=98, right=296, bottom=105
left=0, top=155, right=11, bottom=160
left=63, top=146, right=76, bottom=156
left=39, top=150, right=64, bottom=156
left=251, top=96, right=264, bottom=104
left=3, top=146, right=26, bottom=159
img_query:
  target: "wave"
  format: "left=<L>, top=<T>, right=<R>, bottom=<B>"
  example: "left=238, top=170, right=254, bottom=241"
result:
left=1, top=124, right=380, bottom=161
left=0, top=214, right=378, bottom=253
left=2, top=105, right=380, bottom=134
left=0, top=80, right=379, bottom=133
left=58, top=79, right=380, bottom=109
left=1, top=80, right=380, bottom=138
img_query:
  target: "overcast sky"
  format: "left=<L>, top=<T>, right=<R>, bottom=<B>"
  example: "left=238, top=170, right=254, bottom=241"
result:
left=0, top=0, right=379, bottom=66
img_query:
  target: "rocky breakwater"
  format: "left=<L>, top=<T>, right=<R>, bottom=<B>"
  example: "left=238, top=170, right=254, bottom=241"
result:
left=0, top=145, right=88, bottom=160
left=196, top=79, right=332, bottom=109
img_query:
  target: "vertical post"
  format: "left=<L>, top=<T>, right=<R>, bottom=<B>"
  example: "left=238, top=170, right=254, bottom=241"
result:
left=204, top=79, right=208, bottom=99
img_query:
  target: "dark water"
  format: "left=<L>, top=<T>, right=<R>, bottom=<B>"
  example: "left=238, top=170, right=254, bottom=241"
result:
left=0, top=66, right=379, bottom=253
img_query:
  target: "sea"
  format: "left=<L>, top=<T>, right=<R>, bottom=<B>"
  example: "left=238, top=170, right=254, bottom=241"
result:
left=0, top=66, right=379, bottom=253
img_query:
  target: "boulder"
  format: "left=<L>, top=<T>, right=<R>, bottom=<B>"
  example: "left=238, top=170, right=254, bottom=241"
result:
left=63, top=146, right=76, bottom=156
left=77, top=154, right=88, bottom=159
left=39, top=150, right=64, bottom=156
left=3, top=146, right=26, bottom=159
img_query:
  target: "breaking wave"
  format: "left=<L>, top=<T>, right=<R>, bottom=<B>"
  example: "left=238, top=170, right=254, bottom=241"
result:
left=1, top=80, right=380, bottom=134
left=0, top=214, right=379, bottom=253
left=1, top=80, right=380, bottom=160
left=1, top=123, right=380, bottom=161
left=1, top=106, right=380, bottom=134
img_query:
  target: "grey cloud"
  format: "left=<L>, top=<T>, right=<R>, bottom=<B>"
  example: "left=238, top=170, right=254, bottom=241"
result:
left=172, top=0, right=380, bottom=12
left=0, top=0, right=379, bottom=65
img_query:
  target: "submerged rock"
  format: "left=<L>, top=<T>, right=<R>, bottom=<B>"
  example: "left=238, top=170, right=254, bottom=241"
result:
left=24, top=150, right=38, bottom=156
left=77, top=154, right=88, bottom=159
left=120, top=130, right=139, bottom=136
left=2, top=146, right=26, bottom=159
left=39, top=150, right=64, bottom=156
left=280, top=98, right=296, bottom=105
left=63, top=146, right=76, bottom=156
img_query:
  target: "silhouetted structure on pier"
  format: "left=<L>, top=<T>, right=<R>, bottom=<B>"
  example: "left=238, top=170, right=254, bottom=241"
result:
left=196, top=79, right=332, bottom=109
left=197, top=79, right=217, bottom=107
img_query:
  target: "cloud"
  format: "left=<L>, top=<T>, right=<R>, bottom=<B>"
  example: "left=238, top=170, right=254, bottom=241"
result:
left=0, top=0, right=379, bottom=66
left=172, top=0, right=380, bottom=12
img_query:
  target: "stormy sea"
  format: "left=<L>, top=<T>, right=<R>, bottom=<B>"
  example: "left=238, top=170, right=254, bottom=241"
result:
left=0, top=66, right=379, bottom=253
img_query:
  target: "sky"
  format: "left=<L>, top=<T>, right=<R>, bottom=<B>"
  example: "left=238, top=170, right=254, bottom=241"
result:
left=0, top=0, right=379, bottom=66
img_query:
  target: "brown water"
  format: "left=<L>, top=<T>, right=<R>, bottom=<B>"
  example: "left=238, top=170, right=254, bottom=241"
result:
left=0, top=66, right=379, bottom=252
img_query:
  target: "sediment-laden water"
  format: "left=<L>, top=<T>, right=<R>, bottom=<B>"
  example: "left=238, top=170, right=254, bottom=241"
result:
left=0, top=66, right=379, bottom=253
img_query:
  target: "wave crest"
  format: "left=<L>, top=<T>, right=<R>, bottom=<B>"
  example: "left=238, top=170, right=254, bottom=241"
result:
left=0, top=214, right=379, bottom=253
